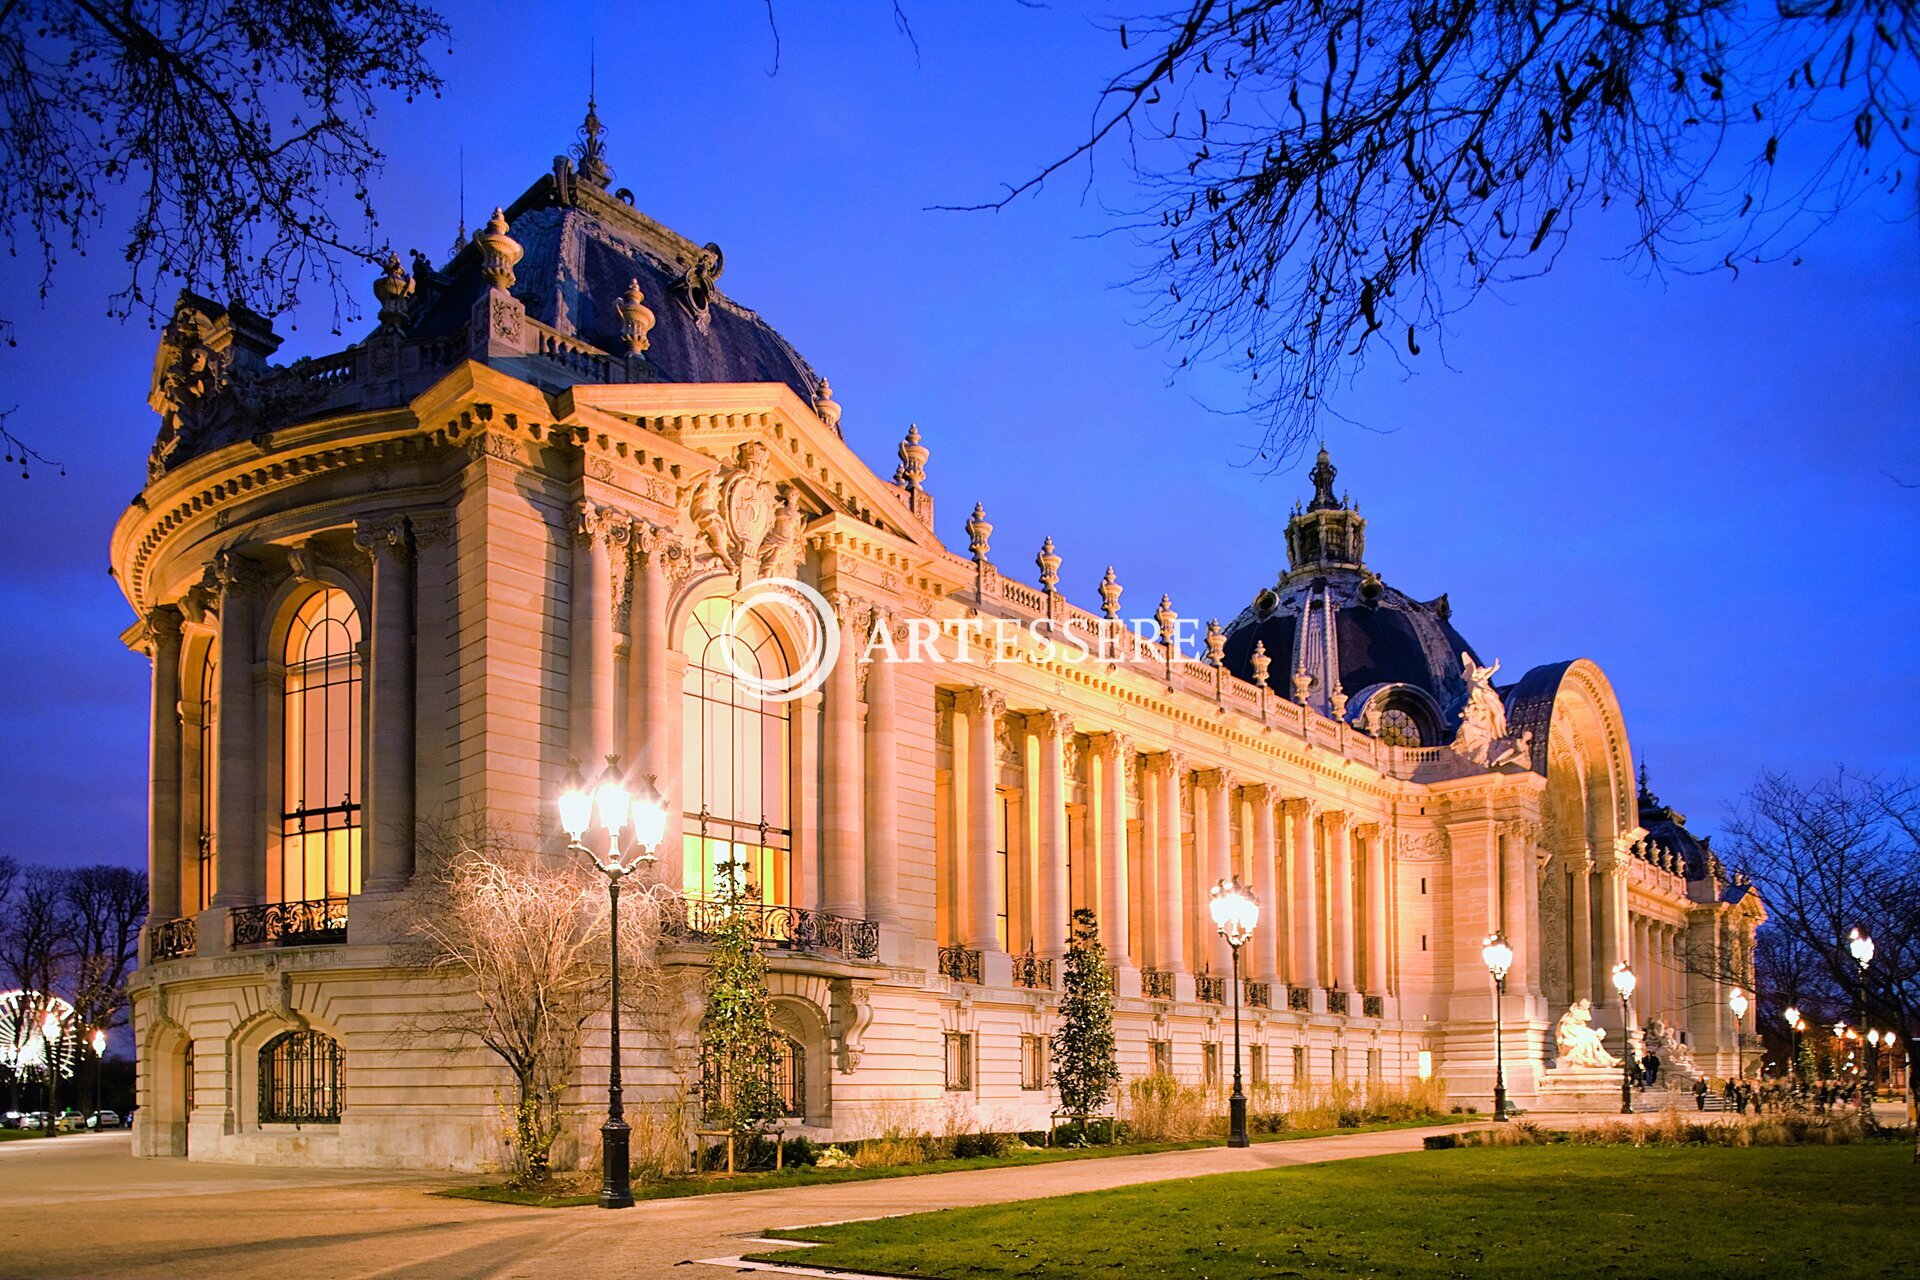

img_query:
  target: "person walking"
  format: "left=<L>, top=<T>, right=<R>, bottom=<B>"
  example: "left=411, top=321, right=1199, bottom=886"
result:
left=1693, top=1078, right=1709, bottom=1111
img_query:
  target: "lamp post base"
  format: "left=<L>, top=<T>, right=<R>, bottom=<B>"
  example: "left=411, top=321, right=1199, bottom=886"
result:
left=1492, top=1083, right=1509, bottom=1123
left=1227, top=1092, right=1249, bottom=1148
left=599, top=1117, right=633, bottom=1209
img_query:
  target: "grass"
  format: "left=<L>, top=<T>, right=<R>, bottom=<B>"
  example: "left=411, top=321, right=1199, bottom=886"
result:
left=758, top=1141, right=1920, bottom=1279
left=437, top=1116, right=1458, bottom=1208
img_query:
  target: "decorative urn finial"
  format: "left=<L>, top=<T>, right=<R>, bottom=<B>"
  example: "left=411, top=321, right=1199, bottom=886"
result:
left=813, top=379, right=843, bottom=434
left=966, top=502, right=993, bottom=562
left=1155, top=594, right=1178, bottom=649
left=475, top=208, right=522, bottom=291
left=617, top=279, right=655, bottom=355
left=895, top=423, right=929, bottom=491
left=1205, top=619, right=1226, bottom=666
left=373, top=250, right=414, bottom=328
left=1036, top=537, right=1061, bottom=596
left=1098, top=565, right=1123, bottom=619
left=1249, top=639, right=1272, bottom=687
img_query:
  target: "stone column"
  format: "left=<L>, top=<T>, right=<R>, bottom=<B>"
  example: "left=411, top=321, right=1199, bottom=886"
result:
left=146, top=606, right=186, bottom=921
left=355, top=516, right=416, bottom=892
left=627, top=526, right=678, bottom=877
left=1156, top=753, right=1188, bottom=975
left=957, top=687, right=1004, bottom=953
left=1033, top=711, right=1073, bottom=958
left=862, top=608, right=899, bottom=926
left=1201, top=770, right=1234, bottom=978
left=1248, top=786, right=1280, bottom=985
left=569, top=502, right=616, bottom=768
left=1091, top=733, right=1133, bottom=968
left=1359, top=822, right=1388, bottom=996
left=1285, top=799, right=1320, bottom=991
left=1596, top=857, right=1630, bottom=1029
left=821, top=594, right=865, bottom=919
left=209, top=553, right=262, bottom=909
left=1570, top=856, right=1595, bottom=1005
left=1326, top=810, right=1355, bottom=992
left=1496, top=822, right=1533, bottom=996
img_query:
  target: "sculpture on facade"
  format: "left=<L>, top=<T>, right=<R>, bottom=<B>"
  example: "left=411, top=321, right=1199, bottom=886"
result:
left=1554, top=998, right=1620, bottom=1069
left=1641, top=1017, right=1700, bottom=1081
left=1451, top=652, right=1532, bottom=769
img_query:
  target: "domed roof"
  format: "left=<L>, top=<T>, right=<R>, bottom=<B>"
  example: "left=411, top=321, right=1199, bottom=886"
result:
left=1635, top=764, right=1722, bottom=884
left=1220, top=447, right=1483, bottom=746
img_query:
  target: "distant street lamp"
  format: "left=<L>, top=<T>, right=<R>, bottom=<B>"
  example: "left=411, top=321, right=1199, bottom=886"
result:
left=559, top=757, right=667, bottom=1210
left=1847, top=927, right=1874, bottom=1119
left=1481, top=932, right=1514, bottom=1122
left=89, top=1027, right=106, bottom=1120
left=1611, top=962, right=1637, bottom=1115
left=1784, top=1007, right=1804, bottom=1095
left=1209, top=876, right=1259, bottom=1149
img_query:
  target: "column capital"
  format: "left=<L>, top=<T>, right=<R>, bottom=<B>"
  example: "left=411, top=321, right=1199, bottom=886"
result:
left=144, top=602, right=185, bottom=647
left=1086, top=730, right=1134, bottom=762
left=1027, top=709, right=1075, bottom=740
left=954, top=686, right=1005, bottom=719
left=1351, top=820, right=1382, bottom=841
left=209, top=548, right=272, bottom=598
left=1280, top=796, right=1319, bottom=819
left=353, top=514, right=413, bottom=562
left=1242, top=780, right=1277, bottom=805
left=1321, top=807, right=1350, bottom=833
left=568, top=499, right=627, bottom=546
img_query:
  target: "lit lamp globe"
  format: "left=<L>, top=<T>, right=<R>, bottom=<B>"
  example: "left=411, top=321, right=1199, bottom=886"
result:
left=1848, top=926, right=1874, bottom=971
left=1481, top=933, right=1515, bottom=984
left=89, top=1028, right=106, bottom=1056
left=1610, top=961, right=1637, bottom=1003
left=1728, top=987, right=1749, bottom=1021
left=1208, top=877, right=1259, bottom=946
left=1833, top=1021, right=1848, bottom=1039
left=628, top=774, right=668, bottom=859
left=1783, top=1005, right=1801, bottom=1030
left=593, top=759, right=630, bottom=840
left=558, top=761, right=594, bottom=842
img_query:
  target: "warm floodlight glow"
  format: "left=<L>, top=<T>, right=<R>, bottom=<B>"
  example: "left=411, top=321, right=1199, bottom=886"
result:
left=1610, top=961, right=1637, bottom=1001
left=1728, top=987, right=1749, bottom=1021
left=1848, top=926, right=1874, bottom=971
left=628, top=774, right=668, bottom=854
left=89, top=1028, right=105, bottom=1055
left=1481, top=932, right=1514, bottom=983
left=594, top=757, right=629, bottom=837
left=558, top=761, right=593, bottom=839
left=1784, top=1005, right=1802, bottom=1030
left=1209, top=877, right=1259, bottom=947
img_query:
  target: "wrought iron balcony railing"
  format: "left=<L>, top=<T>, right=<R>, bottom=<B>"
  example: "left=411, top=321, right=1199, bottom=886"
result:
left=1245, top=980, right=1271, bottom=1009
left=231, top=898, right=348, bottom=948
left=938, top=945, right=983, bottom=984
left=1288, top=985, right=1313, bottom=1012
left=1363, top=994, right=1385, bottom=1018
left=150, top=916, right=197, bottom=961
left=1012, top=950, right=1055, bottom=990
left=1195, top=974, right=1226, bottom=1004
left=658, top=894, right=880, bottom=962
left=1327, top=988, right=1351, bottom=1015
left=1143, top=969, right=1176, bottom=1000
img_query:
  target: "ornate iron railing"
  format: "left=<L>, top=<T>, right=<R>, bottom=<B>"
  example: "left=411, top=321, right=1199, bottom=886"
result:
left=1363, top=994, right=1385, bottom=1018
left=1288, top=985, right=1313, bottom=1012
left=231, top=898, right=348, bottom=948
left=1327, top=988, right=1351, bottom=1015
left=1012, top=950, right=1055, bottom=990
left=658, top=894, right=880, bottom=962
left=1195, top=974, right=1226, bottom=1004
left=1143, top=969, right=1176, bottom=1000
left=150, top=916, right=197, bottom=961
left=1245, top=980, right=1271, bottom=1009
left=938, top=945, right=983, bottom=984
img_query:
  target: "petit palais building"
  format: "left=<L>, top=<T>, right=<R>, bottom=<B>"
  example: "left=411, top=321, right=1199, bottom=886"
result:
left=114, top=118, right=1763, bottom=1170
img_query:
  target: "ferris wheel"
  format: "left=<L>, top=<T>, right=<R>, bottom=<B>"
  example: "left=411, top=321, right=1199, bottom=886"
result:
left=0, top=990, right=77, bottom=1080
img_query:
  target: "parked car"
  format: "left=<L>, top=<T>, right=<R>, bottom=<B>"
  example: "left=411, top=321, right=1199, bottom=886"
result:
left=85, top=1111, right=121, bottom=1130
left=55, top=1111, right=87, bottom=1132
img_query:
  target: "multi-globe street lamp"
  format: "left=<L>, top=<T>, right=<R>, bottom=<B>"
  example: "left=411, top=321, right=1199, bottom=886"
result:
left=1208, top=876, right=1259, bottom=1149
left=558, top=757, right=668, bottom=1210
left=1481, top=932, right=1514, bottom=1122
left=1611, top=962, right=1637, bottom=1115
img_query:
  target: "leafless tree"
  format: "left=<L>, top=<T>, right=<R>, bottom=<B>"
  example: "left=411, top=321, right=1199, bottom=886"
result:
left=397, top=820, right=664, bottom=1184
left=0, top=866, right=74, bottom=1132
left=980, top=1, right=1920, bottom=459
left=61, top=866, right=147, bottom=1037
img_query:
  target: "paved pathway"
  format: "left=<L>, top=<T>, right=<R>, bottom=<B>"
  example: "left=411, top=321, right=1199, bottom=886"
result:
left=2, top=1123, right=1487, bottom=1280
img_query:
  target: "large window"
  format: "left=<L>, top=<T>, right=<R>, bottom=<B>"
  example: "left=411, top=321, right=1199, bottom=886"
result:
left=196, top=645, right=217, bottom=911
left=259, top=1030, right=344, bottom=1124
left=274, top=588, right=362, bottom=904
left=772, top=1034, right=805, bottom=1119
left=681, top=598, right=792, bottom=904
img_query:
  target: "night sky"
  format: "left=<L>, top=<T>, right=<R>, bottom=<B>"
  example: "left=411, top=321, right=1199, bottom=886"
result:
left=2, top=1, right=1916, bottom=874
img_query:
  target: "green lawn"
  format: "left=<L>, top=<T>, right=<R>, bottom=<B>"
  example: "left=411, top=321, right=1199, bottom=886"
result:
left=760, top=1142, right=1920, bottom=1279
left=439, top=1117, right=1458, bottom=1208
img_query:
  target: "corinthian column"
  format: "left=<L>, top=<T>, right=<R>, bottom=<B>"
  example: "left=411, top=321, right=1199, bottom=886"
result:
left=627, top=525, right=678, bottom=878
left=1571, top=855, right=1595, bottom=1004
left=1359, top=822, right=1388, bottom=996
left=569, top=502, right=616, bottom=768
left=863, top=608, right=899, bottom=926
left=356, top=516, right=416, bottom=892
left=957, top=687, right=1005, bottom=953
left=1496, top=821, right=1534, bottom=997
left=1248, top=785, right=1280, bottom=985
left=209, top=552, right=262, bottom=909
left=821, top=593, right=865, bottom=919
left=1326, top=809, right=1355, bottom=992
left=1090, top=733, right=1133, bottom=969
left=1285, top=799, right=1320, bottom=991
left=146, top=606, right=185, bottom=921
left=1201, top=770, right=1235, bottom=977
left=1033, top=711, right=1073, bottom=958
left=1157, top=753, right=1189, bottom=975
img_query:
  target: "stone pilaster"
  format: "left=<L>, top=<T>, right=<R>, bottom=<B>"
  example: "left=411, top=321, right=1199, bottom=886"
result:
left=355, top=515, right=416, bottom=892
left=862, top=607, right=900, bottom=927
left=1248, top=785, right=1281, bottom=985
left=1358, top=821, right=1389, bottom=997
left=145, top=606, right=186, bottom=922
left=1326, top=809, right=1355, bottom=992
left=1032, top=710, right=1073, bottom=958
left=1156, top=753, right=1189, bottom=981
left=956, top=687, right=1005, bottom=955
left=568, top=501, right=617, bottom=769
left=209, top=551, right=265, bottom=912
left=1285, top=798, right=1321, bottom=992
left=1089, top=732, right=1134, bottom=978
left=821, top=592, right=865, bottom=919
left=1200, top=769, right=1235, bottom=978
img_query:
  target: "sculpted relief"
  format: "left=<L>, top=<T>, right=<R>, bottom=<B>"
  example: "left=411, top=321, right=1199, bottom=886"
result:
left=686, top=441, right=804, bottom=584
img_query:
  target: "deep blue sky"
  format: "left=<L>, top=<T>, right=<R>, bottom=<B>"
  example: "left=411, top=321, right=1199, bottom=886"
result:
left=2, top=1, right=1916, bottom=873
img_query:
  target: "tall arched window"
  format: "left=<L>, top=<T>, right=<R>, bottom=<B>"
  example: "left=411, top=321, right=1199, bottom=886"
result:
left=259, top=1029, right=344, bottom=1124
left=681, top=597, right=792, bottom=905
left=196, top=646, right=218, bottom=911
left=275, top=588, right=362, bottom=903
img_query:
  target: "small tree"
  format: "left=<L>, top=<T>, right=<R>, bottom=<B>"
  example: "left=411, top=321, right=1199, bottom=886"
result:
left=1052, top=908, right=1119, bottom=1129
left=697, top=860, right=780, bottom=1146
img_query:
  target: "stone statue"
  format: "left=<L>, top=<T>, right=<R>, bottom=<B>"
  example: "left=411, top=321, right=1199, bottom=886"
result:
left=1642, top=1017, right=1699, bottom=1081
left=1554, top=998, right=1620, bottom=1069
left=1451, top=652, right=1532, bottom=769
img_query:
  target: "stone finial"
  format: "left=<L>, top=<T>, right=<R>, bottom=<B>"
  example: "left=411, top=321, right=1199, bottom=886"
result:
left=1205, top=619, right=1226, bottom=666
left=966, top=502, right=992, bottom=562
left=617, top=279, right=655, bottom=355
left=1250, top=639, right=1272, bottom=686
left=1036, top=537, right=1061, bottom=595
left=373, top=250, right=414, bottom=328
left=895, top=423, right=928, bottom=492
left=476, top=208, right=522, bottom=291
left=813, top=379, right=843, bottom=435
left=1308, top=442, right=1340, bottom=511
left=1155, top=594, right=1177, bottom=649
left=1292, top=669, right=1314, bottom=703
left=1098, top=565, right=1123, bottom=619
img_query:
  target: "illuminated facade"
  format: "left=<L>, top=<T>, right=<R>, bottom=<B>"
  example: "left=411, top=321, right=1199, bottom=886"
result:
left=116, top=116, right=1763, bottom=1169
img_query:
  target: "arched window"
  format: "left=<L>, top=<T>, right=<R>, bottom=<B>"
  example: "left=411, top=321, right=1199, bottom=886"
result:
left=772, top=1033, right=805, bottom=1119
left=259, top=1029, right=344, bottom=1124
left=196, top=645, right=218, bottom=911
left=275, top=588, right=362, bottom=904
left=681, top=597, right=792, bottom=905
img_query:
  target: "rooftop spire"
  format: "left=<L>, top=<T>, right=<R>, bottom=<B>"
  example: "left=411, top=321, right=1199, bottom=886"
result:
left=1283, top=443, right=1368, bottom=579
left=573, top=58, right=612, bottom=190
left=1307, top=442, right=1341, bottom=512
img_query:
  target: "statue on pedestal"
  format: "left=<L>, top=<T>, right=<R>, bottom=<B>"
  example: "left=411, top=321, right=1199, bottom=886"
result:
left=1554, top=998, right=1620, bottom=1069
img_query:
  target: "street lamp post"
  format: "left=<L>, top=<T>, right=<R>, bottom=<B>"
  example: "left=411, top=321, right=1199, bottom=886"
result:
left=1848, top=926, right=1874, bottom=1120
left=1783, top=1006, right=1804, bottom=1096
left=1611, top=962, right=1637, bottom=1115
left=1481, top=932, right=1514, bottom=1122
left=89, top=1028, right=105, bottom=1121
left=559, top=757, right=668, bottom=1210
left=1209, top=876, right=1259, bottom=1149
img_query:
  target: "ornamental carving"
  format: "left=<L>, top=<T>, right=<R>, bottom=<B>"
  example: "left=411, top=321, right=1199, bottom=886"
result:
left=687, top=442, right=803, bottom=583
left=1450, top=653, right=1533, bottom=769
left=1399, top=830, right=1450, bottom=862
left=146, top=295, right=310, bottom=480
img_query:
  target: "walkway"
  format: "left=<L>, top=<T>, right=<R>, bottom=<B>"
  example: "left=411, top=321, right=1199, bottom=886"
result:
left=2, top=1122, right=1485, bottom=1280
